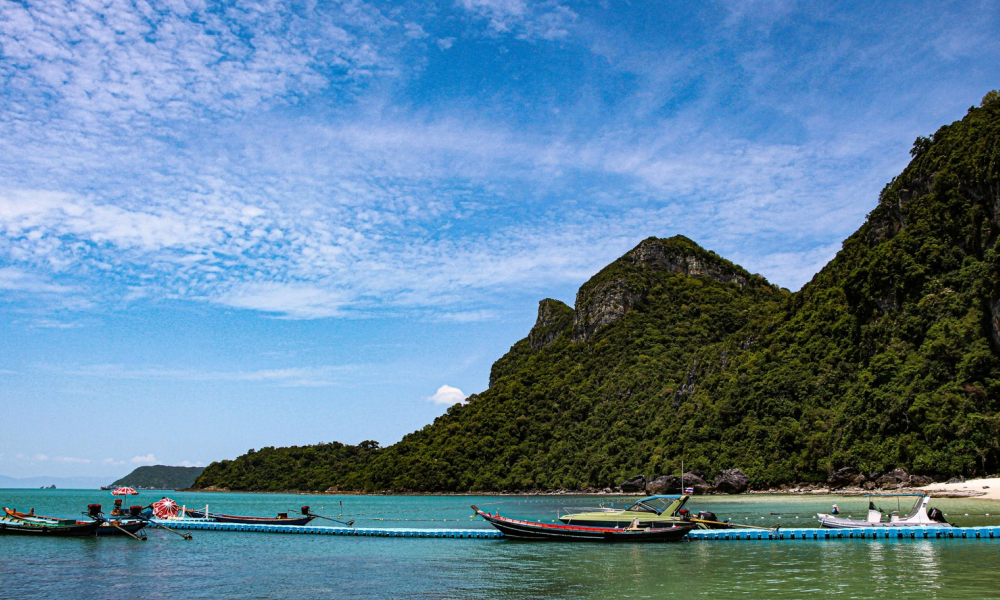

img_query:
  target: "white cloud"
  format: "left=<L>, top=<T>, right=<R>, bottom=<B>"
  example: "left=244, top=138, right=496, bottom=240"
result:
left=130, top=454, right=158, bottom=465
left=102, top=458, right=126, bottom=466
left=426, top=384, right=468, bottom=405
left=180, top=460, right=205, bottom=468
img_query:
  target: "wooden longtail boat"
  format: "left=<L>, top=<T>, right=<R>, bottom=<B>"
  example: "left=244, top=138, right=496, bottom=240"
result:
left=180, top=508, right=314, bottom=526
left=1, top=507, right=102, bottom=537
left=4, top=508, right=146, bottom=537
left=472, top=506, right=695, bottom=542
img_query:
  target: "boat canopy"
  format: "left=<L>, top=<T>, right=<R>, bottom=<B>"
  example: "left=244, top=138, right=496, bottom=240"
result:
left=625, top=495, right=687, bottom=515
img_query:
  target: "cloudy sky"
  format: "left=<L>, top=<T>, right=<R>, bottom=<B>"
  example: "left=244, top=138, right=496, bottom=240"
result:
left=1, top=0, right=997, bottom=480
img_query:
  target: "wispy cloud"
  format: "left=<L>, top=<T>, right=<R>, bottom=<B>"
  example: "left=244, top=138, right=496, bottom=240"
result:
left=0, top=0, right=997, bottom=323
left=55, top=363, right=353, bottom=388
left=0, top=0, right=394, bottom=126
left=456, top=0, right=577, bottom=40
left=0, top=266, right=75, bottom=295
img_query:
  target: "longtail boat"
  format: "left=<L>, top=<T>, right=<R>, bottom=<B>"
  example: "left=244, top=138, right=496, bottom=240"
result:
left=817, top=493, right=953, bottom=529
left=472, top=506, right=695, bottom=542
left=4, top=507, right=146, bottom=537
left=180, top=507, right=314, bottom=526
left=558, top=494, right=730, bottom=529
left=1, top=507, right=102, bottom=537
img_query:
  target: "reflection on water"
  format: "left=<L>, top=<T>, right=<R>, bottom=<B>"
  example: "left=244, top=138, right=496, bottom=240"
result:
left=2, top=489, right=1000, bottom=599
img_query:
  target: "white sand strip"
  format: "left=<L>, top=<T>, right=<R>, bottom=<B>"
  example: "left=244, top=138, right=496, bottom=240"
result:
left=920, top=478, right=1000, bottom=500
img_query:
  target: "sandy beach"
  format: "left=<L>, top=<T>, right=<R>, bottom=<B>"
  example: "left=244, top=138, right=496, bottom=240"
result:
left=920, top=478, right=1000, bottom=500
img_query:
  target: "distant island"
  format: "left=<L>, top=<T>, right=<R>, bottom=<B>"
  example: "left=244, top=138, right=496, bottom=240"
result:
left=110, top=465, right=205, bottom=490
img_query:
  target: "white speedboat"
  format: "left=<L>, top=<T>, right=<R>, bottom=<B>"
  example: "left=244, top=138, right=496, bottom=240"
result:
left=817, top=493, right=952, bottom=528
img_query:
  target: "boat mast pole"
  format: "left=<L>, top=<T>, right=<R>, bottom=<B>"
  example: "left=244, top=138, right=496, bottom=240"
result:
left=681, top=460, right=684, bottom=494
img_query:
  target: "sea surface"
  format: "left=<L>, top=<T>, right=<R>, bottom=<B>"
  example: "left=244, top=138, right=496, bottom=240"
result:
left=2, top=489, right=1000, bottom=599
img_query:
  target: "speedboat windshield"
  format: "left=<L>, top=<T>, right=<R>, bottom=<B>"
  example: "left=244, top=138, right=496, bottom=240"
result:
left=625, top=495, right=685, bottom=515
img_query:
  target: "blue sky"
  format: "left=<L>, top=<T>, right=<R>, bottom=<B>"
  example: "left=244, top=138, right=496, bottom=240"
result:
left=1, top=0, right=997, bottom=480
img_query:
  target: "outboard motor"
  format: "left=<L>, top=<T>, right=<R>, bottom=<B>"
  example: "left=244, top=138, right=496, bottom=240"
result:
left=87, top=503, right=102, bottom=519
left=278, top=513, right=288, bottom=519
left=301, top=506, right=310, bottom=516
left=678, top=508, right=691, bottom=520
left=129, top=505, right=144, bottom=517
left=928, top=507, right=947, bottom=523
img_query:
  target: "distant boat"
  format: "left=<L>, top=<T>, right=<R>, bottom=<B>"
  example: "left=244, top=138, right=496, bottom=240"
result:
left=472, top=505, right=695, bottom=542
left=558, top=494, right=729, bottom=529
left=180, top=507, right=314, bottom=526
left=816, top=493, right=952, bottom=528
left=1, top=507, right=102, bottom=537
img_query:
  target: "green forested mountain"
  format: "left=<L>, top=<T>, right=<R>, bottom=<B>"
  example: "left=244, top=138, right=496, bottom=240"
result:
left=196, top=92, right=1000, bottom=492
left=111, top=465, right=205, bottom=490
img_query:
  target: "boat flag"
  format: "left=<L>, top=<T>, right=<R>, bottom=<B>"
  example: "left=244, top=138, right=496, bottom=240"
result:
left=685, top=487, right=695, bottom=494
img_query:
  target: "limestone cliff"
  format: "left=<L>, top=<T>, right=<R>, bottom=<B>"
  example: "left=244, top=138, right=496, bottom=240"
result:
left=572, top=236, right=764, bottom=342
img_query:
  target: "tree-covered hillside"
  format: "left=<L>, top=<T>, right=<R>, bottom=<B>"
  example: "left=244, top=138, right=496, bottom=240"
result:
left=111, top=465, right=206, bottom=490
left=196, top=92, right=1000, bottom=492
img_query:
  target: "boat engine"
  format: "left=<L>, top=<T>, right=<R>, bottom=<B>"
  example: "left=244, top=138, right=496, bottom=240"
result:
left=678, top=508, right=691, bottom=520
left=87, top=503, right=102, bottom=518
left=129, top=505, right=144, bottom=517
left=697, top=511, right=719, bottom=523
left=928, top=507, right=947, bottom=523
left=301, top=506, right=310, bottom=515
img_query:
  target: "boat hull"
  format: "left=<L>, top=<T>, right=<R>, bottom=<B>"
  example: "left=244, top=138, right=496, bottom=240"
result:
left=98, top=520, right=148, bottom=536
left=0, top=517, right=101, bottom=537
left=559, top=514, right=709, bottom=528
left=181, top=508, right=314, bottom=526
left=473, top=507, right=694, bottom=542
left=816, top=514, right=953, bottom=529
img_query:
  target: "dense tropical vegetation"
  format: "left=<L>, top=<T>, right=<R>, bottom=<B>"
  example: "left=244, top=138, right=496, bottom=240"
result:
left=196, top=91, right=1000, bottom=492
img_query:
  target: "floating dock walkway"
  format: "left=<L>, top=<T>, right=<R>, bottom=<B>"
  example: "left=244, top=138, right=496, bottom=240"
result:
left=151, top=520, right=1000, bottom=541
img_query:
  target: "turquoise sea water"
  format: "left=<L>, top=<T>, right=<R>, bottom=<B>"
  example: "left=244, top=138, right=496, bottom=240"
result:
left=3, top=489, right=1000, bottom=599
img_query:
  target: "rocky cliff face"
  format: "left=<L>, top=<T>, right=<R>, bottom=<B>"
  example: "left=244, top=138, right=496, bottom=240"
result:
left=627, top=237, right=751, bottom=287
left=528, top=299, right=574, bottom=351
left=572, top=236, right=761, bottom=342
